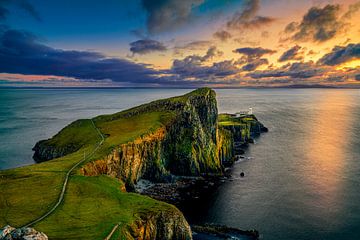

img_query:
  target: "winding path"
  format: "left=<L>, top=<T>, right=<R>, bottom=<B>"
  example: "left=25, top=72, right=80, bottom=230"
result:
left=104, top=223, right=119, bottom=240
left=22, top=119, right=104, bottom=228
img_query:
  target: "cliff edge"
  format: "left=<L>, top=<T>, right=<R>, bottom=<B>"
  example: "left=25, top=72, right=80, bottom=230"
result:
left=2, top=88, right=266, bottom=239
left=33, top=88, right=237, bottom=190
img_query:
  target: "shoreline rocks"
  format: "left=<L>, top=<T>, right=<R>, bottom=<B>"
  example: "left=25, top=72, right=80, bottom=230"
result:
left=192, top=224, right=259, bottom=240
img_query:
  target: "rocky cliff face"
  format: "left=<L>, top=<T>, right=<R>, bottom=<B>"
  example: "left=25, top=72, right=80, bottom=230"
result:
left=79, top=88, right=232, bottom=189
left=33, top=88, right=265, bottom=189
left=124, top=209, right=192, bottom=240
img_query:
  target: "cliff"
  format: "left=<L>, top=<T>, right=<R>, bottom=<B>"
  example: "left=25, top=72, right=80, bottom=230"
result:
left=20, top=88, right=266, bottom=239
left=34, top=88, right=236, bottom=190
left=33, top=88, right=266, bottom=189
left=124, top=209, right=192, bottom=239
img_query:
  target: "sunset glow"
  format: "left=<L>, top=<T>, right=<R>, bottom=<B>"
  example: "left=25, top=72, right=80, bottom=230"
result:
left=0, top=0, right=359, bottom=87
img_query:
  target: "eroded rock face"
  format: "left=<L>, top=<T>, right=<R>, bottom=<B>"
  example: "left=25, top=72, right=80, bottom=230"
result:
left=126, top=209, right=192, bottom=240
left=0, top=225, right=48, bottom=240
left=80, top=88, right=232, bottom=189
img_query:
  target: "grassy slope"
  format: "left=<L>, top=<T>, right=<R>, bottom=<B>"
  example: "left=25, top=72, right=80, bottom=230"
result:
left=34, top=175, right=178, bottom=240
left=218, top=113, right=257, bottom=126
left=0, top=108, right=177, bottom=239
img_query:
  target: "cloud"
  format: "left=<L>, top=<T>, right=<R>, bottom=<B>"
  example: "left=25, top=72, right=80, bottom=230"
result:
left=203, top=46, right=223, bottom=60
left=0, top=0, right=41, bottom=21
left=318, top=43, right=360, bottom=66
left=226, top=0, right=275, bottom=30
left=172, top=46, right=223, bottom=67
left=172, top=59, right=239, bottom=79
left=261, top=31, right=269, bottom=38
left=248, top=61, right=326, bottom=79
left=0, top=6, right=9, bottom=20
left=175, top=40, right=212, bottom=51
left=355, top=74, right=360, bottom=81
left=129, top=39, right=167, bottom=55
left=141, top=0, right=204, bottom=34
left=213, top=30, right=232, bottom=42
left=284, top=22, right=298, bottom=33
left=278, top=45, right=304, bottom=62
left=233, top=37, right=259, bottom=46
left=173, top=40, right=212, bottom=56
left=171, top=47, right=238, bottom=79
left=233, top=47, right=276, bottom=58
left=233, top=47, right=274, bottom=71
left=285, top=4, right=343, bottom=42
left=342, top=1, right=360, bottom=19
left=242, top=58, right=268, bottom=71
left=0, top=28, right=165, bottom=84
left=16, top=0, right=41, bottom=21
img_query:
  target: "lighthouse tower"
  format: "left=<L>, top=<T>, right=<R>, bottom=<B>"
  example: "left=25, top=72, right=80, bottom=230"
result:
left=249, top=107, right=253, bottom=115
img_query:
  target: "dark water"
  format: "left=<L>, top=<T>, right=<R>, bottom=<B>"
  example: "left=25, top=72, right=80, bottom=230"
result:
left=1, top=88, right=360, bottom=240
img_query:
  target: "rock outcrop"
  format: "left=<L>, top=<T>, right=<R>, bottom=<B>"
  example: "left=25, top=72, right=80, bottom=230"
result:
left=78, top=88, right=233, bottom=189
left=0, top=225, right=48, bottom=240
left=124, top=209, right=192, bottom=240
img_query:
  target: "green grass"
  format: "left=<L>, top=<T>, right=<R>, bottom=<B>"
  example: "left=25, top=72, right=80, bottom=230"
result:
left=0, top=100, right=180, bottom=239
left=0, top=112, right=180, bottom=239
left=0, top=88, right=216, bottom=238
left=35, top=119, right=99, bottom=157
left=218, top=113, right=257, bottom=126
left=93, top=111, right=175, bottom=157
left=33, top=175, right=176, bottom=239
left=0, top=144, right=96, bottom=227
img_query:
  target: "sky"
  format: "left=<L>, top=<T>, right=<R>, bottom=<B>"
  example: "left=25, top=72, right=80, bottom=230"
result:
left=0, top=0, right=359, bottom=87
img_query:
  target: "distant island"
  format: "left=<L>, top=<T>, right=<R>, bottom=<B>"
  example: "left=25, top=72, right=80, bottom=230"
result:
left=0, top=88, right=267, bottom=239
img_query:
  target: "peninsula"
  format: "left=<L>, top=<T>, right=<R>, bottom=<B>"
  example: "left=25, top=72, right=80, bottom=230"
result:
left=0, top=88, right=266, bottom=239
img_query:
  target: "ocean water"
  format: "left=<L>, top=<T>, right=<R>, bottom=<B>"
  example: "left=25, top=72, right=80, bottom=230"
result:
left=1, top=88, right=360, bottom=240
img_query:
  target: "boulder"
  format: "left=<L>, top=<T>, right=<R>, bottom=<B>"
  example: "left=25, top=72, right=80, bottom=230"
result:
left=0, top=225, right=48, bottom=240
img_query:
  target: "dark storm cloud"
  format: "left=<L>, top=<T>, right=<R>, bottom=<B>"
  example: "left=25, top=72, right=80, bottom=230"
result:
left=0, top=0, right=41, bottom=21
left=285, top=4, right=343, bottom=42
left=129, top=39, right=167, bottom=55
left=318, top=43, right=360, bottom=66
left=226, top=0, right=275, bottom=30
left=141, top=0, right=204, bottom=34
left=278, top=45, right=304, bottom=62
left=213, top=30, right=232, bottom=42
left=0, top=28, right=164, bottom=83
left=233, top=47, right=276, bottom=58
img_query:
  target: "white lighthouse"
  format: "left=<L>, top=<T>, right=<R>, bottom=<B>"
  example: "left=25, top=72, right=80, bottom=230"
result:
left=249, top=107, right=253, bottom=115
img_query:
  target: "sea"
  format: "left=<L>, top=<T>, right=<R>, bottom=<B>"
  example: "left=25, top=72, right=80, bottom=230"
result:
left=1, top=88, right=360, bottom=240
